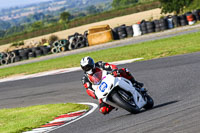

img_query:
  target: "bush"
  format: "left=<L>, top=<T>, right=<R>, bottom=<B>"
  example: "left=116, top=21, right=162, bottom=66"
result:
left=49, top=35, right=59, bottom=45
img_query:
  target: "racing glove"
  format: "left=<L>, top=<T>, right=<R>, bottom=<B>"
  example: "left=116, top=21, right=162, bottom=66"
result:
left=111, top=69, right=120, bottom=77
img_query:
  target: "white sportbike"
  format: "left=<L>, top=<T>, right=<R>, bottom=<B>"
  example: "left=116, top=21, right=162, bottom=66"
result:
left=91, top=70, right=154, bottom=113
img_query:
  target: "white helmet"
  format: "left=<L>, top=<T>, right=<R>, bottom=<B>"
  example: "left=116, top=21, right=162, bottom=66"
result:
left=80, top=56, right=95, bottom=74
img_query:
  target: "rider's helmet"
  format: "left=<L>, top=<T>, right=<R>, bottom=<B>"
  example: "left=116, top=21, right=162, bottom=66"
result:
left=80, top=56, right=95, bottom=75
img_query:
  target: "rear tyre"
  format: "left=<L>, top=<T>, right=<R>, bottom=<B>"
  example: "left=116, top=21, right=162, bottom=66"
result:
left=143, top=94, right=154, bottom=110
left=110, top=90, right=140, bottom=114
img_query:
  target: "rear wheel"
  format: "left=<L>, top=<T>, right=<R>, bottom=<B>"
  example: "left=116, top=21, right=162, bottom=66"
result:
left=110, top=90, right=140, bottom=114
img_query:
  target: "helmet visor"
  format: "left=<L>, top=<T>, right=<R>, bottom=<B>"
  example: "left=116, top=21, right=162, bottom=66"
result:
left=82, top=64, right=93, bottom=72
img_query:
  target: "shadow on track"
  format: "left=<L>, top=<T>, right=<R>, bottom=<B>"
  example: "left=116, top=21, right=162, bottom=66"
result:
left=139, top=100, right=179, bottom=113
left=111, top=100, right=179, bottom=119
left=152, top=100, right=179, bottom=110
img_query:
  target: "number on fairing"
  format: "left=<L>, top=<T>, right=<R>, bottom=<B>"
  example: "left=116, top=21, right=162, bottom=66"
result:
left=99, top=82, right=107, bottom=92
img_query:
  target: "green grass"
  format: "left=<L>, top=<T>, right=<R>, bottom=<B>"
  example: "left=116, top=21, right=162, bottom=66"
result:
left=0, top=31, right=200, bottom=78
left=0, top=103, right=89, bottom=133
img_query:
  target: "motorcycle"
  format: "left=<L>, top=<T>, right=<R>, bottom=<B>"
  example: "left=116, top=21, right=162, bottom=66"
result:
left=91, top=70, right=154, bottom=114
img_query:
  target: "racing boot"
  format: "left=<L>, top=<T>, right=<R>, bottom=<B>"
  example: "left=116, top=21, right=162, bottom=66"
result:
left=119, top=68, right=146, bottom=92
left=129, top=78, right=147, bottom=93
left=99, top=99, right=115, bottom=115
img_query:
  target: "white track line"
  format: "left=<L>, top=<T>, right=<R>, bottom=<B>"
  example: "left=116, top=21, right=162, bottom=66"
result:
left=0, top=58, right=143, bottom=83
left=45, top=102, right=98, bottom=133
left=23, top=103, right=98, bottom=133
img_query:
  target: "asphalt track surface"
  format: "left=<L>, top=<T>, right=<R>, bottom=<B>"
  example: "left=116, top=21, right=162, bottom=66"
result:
left=0, top=52, right=200, bottom=133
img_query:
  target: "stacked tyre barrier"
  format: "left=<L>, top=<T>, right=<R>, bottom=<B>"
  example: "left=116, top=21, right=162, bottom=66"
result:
left=140, top=20, right=148, bottom=34
left=0, top=52, right=17, bottom=65
left=112, top=25, right=127, bottom=40
left=154, top=20, right=161, bottom=32
left=111, top=8, right=200, bottom=42
left=0, top=46, right=51, bottom=66
left=68, top=33, right=88, bottom=50
left=172, top=15, right=180, bottom=27
left=159, top=18, right=168, bottom=31
left=51, top=39, right=69, bottom=54
left=125, top=26, right=134, bottom=37
left=146, top=21, right=155, bottom=33
left=179, top=15, right=188, bottom=26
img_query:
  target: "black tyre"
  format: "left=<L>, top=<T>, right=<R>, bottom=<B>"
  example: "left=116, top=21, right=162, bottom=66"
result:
left=19, top=49, right=28, bottom=57
left=110, top=90, right=140, bottom=114
left=180, top=19, right=187, bottom=26
left=143, top=94, right=154, bottom=110
left=112, top=28, right=119, bottom=40
left=24, top=48, right=32, bottom=53
left=142, top=30, right=148, bottom=34
left=118, top=26, right=127, bottom=39
left=10, top=52, right=16, bottom=58
left=35, top=50, right=43, bottom=57
left=21, top=56, right=28, bottom=60
left=125, top=26, right=133, bottom=37
left=32, top=47, right=40, bottom=52
left=68, top=42, right=76, bottom=50
left=40, top=46, right=51, bottom=55
left=59, top=46, right=66, bottom=52
left=153, top=20, right=160, bottom=28
left=147, top=28, right=155, bottom=33
left=1, top=59, right=8, bottom=65
left=12, top=50, right=19, bottom=56
left=3, top=53, right=10, bottom=59
left=146, top=21, right=154, bottom=29
left=76, top=42, right=85, bottom=48
left=140, top=21, right=148, bottom=34
left=160, top=26, right=167, bottom=31
left=155, top=28, right=161, bottom=32
left=14, top=56, right=21, bottom=62
left=172, top=15, right=180, bottom=27
left=193, top=9, right=200, bottom=21
left=28, top=52, right=36, bottom=58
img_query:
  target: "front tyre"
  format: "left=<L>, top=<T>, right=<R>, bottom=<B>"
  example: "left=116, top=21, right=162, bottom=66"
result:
left=110, top=91, right=140, bottom=114
left=143, top=94, right=154, bottom=110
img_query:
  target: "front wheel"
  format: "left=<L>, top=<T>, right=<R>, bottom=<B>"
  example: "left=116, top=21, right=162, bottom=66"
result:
left=143, top=94, right=154, bottom=110
left=110, top=90, right=140, bottom=114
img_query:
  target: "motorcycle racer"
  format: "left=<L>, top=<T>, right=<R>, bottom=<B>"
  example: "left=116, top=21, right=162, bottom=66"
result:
left=81, top=56, right=144, bottom=115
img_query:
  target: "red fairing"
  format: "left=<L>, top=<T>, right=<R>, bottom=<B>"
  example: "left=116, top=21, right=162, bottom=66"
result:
left=86, top=89, right=96, bottom=99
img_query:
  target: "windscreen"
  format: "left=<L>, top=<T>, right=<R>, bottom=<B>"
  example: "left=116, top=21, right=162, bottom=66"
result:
left=90, top=71, right=103, bottom=85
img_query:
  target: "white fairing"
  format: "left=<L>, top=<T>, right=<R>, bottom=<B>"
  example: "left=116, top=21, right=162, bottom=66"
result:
left=92, top=71, right=146, bottom=109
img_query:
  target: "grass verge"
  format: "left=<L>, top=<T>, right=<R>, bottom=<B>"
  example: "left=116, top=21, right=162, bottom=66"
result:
left=0, top=31, right=200, bottom=78
left=0, top=103, right=89, bottom=133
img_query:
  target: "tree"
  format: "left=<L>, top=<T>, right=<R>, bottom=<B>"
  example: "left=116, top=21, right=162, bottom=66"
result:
left=86, top=5, right=95, bottom=14
left=31, top=21, right=43, bottom=30
left=112, top=0, right=138, bottom=9
left=60, top=12, right=71, bottom=23
left=159, top=0, right=193, bottom=14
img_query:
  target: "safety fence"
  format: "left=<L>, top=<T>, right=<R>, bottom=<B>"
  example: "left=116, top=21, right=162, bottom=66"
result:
left=0, top=9, right=200, bottom=66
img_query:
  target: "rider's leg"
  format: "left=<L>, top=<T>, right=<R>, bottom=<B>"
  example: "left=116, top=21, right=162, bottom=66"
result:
left=118, top=68, right=144, bottom=88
